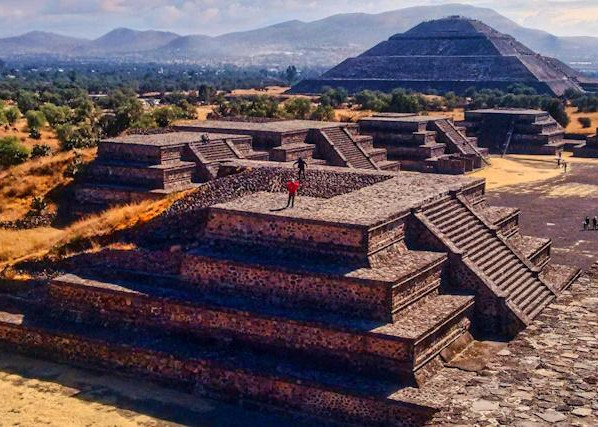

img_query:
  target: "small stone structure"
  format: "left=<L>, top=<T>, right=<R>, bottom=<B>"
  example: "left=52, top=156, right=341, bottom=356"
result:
left=462, top=109, right=567, bottom=155
left=78, top=120, right=400, bottom=205
left=0, top=163, right=580, bottom=425
left=573, top=127, right=598, bottom=157
left=291, top=16, right=598, bottom=96
left=359, top=114, right=489, bottom=174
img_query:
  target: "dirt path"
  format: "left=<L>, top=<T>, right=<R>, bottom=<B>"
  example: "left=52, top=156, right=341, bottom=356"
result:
left=0, top=352, right=300, bottom=426
left=477, top=154, right=598, bottom=270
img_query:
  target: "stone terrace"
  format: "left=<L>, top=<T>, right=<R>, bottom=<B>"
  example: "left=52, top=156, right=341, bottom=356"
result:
left=0, top=164, right=582, bottom=425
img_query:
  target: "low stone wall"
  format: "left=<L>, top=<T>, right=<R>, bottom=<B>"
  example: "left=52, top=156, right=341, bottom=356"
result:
left=206, top=209, right=369, bottom=259
left=180, top=253, right=393, bottom=321
left=48, top=278, right=414, bottom=379
left=140, top=166, right=392, bottom=245
left=0, top=321, right=432, bottom=426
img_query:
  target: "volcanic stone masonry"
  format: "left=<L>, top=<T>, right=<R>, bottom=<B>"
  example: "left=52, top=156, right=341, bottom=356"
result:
left=291, top=16, right=598, bottom=96
left=573, top=127, right=598, bottom=158
left=0, top=162, right=581, bottom=425
left=76, top=119, right=400, bottom=206
left=460, top=109, right=568, bottom=155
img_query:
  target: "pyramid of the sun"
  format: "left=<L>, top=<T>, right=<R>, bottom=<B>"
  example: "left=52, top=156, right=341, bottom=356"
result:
left=291, top=16, right=597, bottom=96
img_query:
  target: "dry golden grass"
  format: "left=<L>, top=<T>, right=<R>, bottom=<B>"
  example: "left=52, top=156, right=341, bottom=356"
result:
left=195, top=105, right=215, bottom=120
left=0, top=148, right=96, bottom=221
left=565, top=106, right=598, bottom=136
left=0, top=227, right=65, bottom=265
left=0, top=197, right=175, bottom=267
left=0, top=118, right=61, bottom=151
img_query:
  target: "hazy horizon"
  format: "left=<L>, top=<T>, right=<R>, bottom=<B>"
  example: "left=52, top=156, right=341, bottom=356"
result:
left=1, top=0, right=597, bottom=39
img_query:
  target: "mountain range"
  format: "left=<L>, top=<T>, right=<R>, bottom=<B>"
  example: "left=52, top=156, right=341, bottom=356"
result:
left=1, top=4, right=597, bottom=69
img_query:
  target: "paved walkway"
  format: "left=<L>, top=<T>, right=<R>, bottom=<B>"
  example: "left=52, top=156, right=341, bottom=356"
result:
left=430, top=265, right=598, bottom=425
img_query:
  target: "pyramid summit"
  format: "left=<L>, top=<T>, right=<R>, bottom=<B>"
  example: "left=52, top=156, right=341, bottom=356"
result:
left=291, top=16, right=598, bottom=96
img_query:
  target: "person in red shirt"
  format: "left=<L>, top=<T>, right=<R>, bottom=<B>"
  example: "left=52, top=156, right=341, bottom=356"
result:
left=286, top=180, right=300, bottom=208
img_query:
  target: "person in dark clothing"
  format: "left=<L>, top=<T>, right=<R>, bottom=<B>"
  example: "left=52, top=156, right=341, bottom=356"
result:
left=201, top=134, right=210, bottom=145
left=563, top=162, right=568, bottom=173
left=294, top=157, right=307, bottom=180
left=585, top=216, right=590, bottom=230
left=593, top=216, right=597, bottom=230
left=286, top=180, right=300, bottom=208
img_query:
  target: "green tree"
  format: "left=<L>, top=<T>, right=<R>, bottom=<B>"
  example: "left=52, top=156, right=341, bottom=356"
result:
left=320, top=87, right=348, bottom=107
left=4, top=107, right=21, bottom=126
left=131, top=113, right=158, bottom=129
left=152, top=106, right=182, bottom=127
left=310, top=105, right=335, bottom=121
left=542, top=99, right=570, bottom=128
left=16, top=90, right=40, bottom=113
left=284, top=98, right=313, bottom=119
left=0, top=136, right=29, bottom=167
left=26, top=110, right=47, bottom=138
left=40, top=103, right=73, bottom=127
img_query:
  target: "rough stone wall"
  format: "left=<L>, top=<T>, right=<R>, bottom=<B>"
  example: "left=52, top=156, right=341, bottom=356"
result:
left=47, top=282, right=413, bottom=377
left=141, top=167, right=391, bottom=245
left=0, top=323, right=429, bottom=426
left=97, top=143, right=165, bottom=164
left=206, top=210, right=367, bottom=256
left=368, top=219, right=406, bottom=254
left=392, top=267, right=442, bottom=316
left=180, top=254, right=392, bottom=321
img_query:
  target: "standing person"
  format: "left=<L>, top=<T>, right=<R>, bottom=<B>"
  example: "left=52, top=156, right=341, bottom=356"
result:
left=585, top=216, right=590, bottom=230
left=294, top=157, right=307, bottom=180
left=593, top=216, right=597, bottom=230
left=563, top=162, right=568, bottom=173
left=286, top=180, right=300, bottom=208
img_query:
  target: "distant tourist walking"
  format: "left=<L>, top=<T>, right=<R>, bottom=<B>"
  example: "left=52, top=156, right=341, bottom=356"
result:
left=294, top=157, right=307, bottom=180
left=563, top=162, right=568, bottom=173
left=286, top=180, right=300, bottom=208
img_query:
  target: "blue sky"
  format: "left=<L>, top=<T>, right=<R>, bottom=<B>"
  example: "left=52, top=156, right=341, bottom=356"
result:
left=1, top=0, right=597, bottom=38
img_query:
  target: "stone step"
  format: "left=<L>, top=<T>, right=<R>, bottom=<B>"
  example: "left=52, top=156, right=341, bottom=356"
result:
left=0, top=297, right=437, bottom=425
left=443, top=217, right=481, bottom=241
left=451, top=226, right=487, bottom=247
left=500, top=269, right=530, bottom=294
left=485, top=254, right=519, bottom=280
left=461, top=233, right=495, bottom=254
left=421, top=198, right=455, bottom=219
left=469, top=240, right=503, bottom=264
left=427, top=204, right=466, bottom=224
left=48, top=274, right=470, bottom=382
left=510, top=277, right=542, bottom=306
left=512, top=280, right=544, bottom=309
left=419, top=196, right=555, bottom=330
left=524, top=292, right=555, bottom=319
left=180, top=243, right=448, bottom=323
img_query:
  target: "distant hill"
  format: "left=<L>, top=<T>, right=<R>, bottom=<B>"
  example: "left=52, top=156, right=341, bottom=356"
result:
left=1, top=4, right=597, bottom=69
left=81, top=28, right=181, bottom=55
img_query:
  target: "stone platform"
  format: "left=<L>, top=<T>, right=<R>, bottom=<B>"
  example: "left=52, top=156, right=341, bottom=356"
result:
left=0, top=165, right=583, bottom=425
left=463, top=109, right=566, bottom=155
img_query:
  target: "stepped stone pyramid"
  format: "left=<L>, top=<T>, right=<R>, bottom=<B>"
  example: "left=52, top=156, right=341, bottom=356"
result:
left=0, top=163, right=581, bottom=425
left=291, top=16, right=598, bottom=96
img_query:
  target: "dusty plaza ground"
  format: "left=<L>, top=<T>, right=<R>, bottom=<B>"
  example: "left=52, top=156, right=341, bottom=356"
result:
left=0, top=153, right=597, bottom=425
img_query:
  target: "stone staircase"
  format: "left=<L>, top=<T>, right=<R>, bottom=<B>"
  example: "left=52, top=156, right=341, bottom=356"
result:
left=189, top=140, right=239, bottom=162
left=321, top=127, right=378, bottom=170
left=417, top=195, right=557, bottom=330
left=433, top=119, right=487, bottom=166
